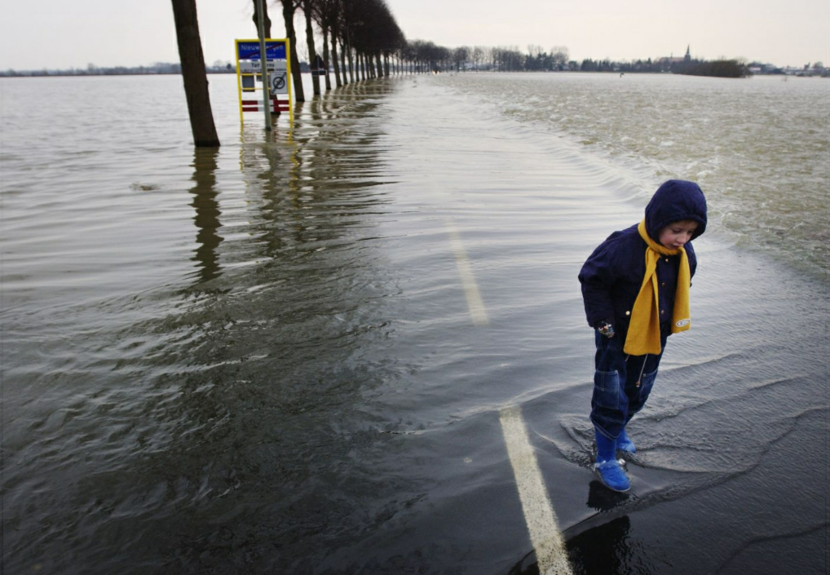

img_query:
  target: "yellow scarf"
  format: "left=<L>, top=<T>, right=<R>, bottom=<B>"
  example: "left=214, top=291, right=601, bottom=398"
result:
left=623, top=219, right=691, bottom=355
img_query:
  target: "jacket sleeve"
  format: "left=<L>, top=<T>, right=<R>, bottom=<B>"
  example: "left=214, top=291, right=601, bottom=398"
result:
left=578, top=242, right=617, bottom=329
left=686, top=241, right=697, bottom=280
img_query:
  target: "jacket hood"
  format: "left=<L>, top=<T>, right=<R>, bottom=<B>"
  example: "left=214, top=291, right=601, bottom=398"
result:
left=644, top=180, right=707, bottom=242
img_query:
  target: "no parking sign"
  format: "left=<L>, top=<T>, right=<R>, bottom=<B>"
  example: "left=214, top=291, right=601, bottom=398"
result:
left=269, top=60, right=288, bottom=95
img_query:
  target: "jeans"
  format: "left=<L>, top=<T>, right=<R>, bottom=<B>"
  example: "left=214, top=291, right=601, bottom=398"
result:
left=590, top=330, right=667, bottom=440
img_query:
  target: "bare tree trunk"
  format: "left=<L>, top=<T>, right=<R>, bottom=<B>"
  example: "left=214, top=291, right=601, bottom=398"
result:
left=341, top=43, right=348, bottom=83
left=346, top=44, right=355, bottom=83
left=321, top=26, right=333, bottom=90
left=339, top=39, right=348, bottom=85
left=251, top=0, right=272, bottom=37
left=376, top=52, right=383, bottom=77
left=279, top=0, right=305, bottom=102
left=170, top=0, right=219, bottom=147
left=301, top=0, right=320, bottom=96
left=330, top=28, right=342, bottom=87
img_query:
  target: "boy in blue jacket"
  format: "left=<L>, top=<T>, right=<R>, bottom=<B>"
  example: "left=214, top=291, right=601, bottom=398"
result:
left=578, top=180, right=707, bottom=492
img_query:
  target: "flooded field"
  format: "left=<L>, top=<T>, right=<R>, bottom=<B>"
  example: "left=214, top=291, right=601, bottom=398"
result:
left=1, top=73, right=828, bottom=574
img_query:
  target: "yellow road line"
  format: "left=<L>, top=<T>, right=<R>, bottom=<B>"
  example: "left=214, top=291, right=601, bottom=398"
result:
left=446, top=221, right=489, bottom=326
left=500, top=405, right=574, bottom=575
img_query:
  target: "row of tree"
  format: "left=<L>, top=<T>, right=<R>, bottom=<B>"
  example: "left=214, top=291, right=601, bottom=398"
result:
left=169, top=0, right=761, bottom=147
left=677, top=60, right=752, bottom=78
left=172, top=0, right=417, bottom=147
left=263, top=0, right=406, bottom=102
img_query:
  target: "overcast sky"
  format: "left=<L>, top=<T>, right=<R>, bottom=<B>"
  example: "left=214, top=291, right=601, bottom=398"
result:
left=1, top=0, right=828, bottom=71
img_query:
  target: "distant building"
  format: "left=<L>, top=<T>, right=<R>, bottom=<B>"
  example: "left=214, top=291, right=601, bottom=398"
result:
left=748, top=62, right=784, bottom=75
left=782, top=63, right=829, bottom=76
left=658, top=45, right=692, bottom=69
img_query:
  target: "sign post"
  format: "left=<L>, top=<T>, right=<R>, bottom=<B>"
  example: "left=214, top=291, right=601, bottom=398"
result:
left=235, top=39, right=292, bottom=124
left=255, top=0, right=271, bottom=129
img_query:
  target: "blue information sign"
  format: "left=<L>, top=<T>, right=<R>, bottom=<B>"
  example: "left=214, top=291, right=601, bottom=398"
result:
left=237, top=41, right=287, bottom=61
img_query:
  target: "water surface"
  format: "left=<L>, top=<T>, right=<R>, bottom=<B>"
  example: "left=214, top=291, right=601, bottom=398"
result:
left=1, top=73, right=828, bottom=574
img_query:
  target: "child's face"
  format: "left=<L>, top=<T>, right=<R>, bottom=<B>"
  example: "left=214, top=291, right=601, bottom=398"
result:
left=658, top=221, right=698, bottom=249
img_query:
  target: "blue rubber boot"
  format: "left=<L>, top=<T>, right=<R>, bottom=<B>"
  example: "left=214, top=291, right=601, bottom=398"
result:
left=594, top=430, right=630, bottom=492
left=617, top=428, right=636, bottom=454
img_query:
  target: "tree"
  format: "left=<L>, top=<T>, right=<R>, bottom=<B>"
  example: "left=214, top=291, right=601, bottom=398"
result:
left=551, top=46, right=569, bottom=69
left=679, top=59, right=751, bottom=78
left=453, top=46, right=470, bottom=72
left=170, top=0, right=219, bottom=147
left=311, top=0, right=339, bottom=89
left=338, top=0, right=404, bottom=80
left=277, top=0, right=305, bottom=102
left=251, top=0, right=272, bottom=37
left=286, top=0, right=406, bottom=87
left=300, top=0, right=322, bottom=95
left=471, top=46, right=483, bottom=71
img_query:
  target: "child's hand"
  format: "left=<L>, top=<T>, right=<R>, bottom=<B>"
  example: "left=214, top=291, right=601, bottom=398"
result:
left=598, top=323, right=615, bottom=338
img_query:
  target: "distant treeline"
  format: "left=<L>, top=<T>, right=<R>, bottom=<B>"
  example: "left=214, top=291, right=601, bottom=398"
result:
left=0, top=52, right=783, bottom=80
left=3, top=46, right=819, bottom=81
left=584, top=57, right=752, bottom=77
left=677, top=59, right=750, bottom=78
left=0, top=55, right=796, bottom=79
left=1, top=62, right=228, bottom=77
left=0, top=54, right=746, bottom=78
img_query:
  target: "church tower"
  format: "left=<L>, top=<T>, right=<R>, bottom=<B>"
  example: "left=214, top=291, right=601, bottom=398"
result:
left=684, top=45, right=691, bottom=63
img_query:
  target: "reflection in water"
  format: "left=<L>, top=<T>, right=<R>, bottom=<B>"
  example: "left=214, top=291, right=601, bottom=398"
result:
left=567, top=516, right=656, bottom=575
left=103, top=80, right=405, bottom=573
left=508, top=518, right=648, bottom=575
left=586, top=479, right=631, bottom=512
left=0, top=78, right=406, bottom=575
left=507, top=484, right=645, bottom=574
left=188, top=147, right=223, bottom=284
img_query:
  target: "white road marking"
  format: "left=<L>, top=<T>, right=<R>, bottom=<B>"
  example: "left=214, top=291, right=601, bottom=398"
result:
left=446, top=221, right=489, bottom=326
left=500, top=405, right=574, bottom=575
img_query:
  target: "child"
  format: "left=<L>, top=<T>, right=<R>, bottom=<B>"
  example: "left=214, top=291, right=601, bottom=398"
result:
left=578, top=180, right=707, bottom=492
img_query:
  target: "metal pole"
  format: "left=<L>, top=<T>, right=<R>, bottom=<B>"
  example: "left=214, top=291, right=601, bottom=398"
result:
left=256, top=0, right=271, bottom=130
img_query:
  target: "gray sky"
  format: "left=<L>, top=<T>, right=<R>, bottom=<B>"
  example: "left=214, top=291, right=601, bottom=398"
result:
left=1, top=0, right=828, bottom=71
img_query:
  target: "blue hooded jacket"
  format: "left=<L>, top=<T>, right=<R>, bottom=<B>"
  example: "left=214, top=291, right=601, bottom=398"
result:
left=578, top=180, right=708, bottom=340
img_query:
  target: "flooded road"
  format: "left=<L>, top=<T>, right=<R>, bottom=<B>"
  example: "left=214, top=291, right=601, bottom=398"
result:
left=1, top=74, right=828, bottom=574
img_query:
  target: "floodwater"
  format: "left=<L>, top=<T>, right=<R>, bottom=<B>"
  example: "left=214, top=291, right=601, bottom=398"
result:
left=1, top=73, right=828, bottom=574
